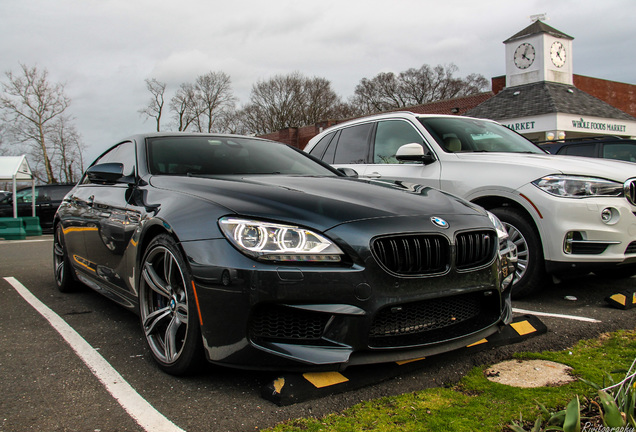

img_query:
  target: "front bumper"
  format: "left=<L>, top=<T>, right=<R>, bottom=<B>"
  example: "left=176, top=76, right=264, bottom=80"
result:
left=520, top=186, right=636, bottom=271
left=180, top=230, right=512, bottom=371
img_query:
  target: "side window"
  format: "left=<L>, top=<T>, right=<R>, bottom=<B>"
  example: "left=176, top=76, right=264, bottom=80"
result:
left=373, top=120, right=424, bottom=163
left=322, top=130, right=341, bottom=164
left=333, top=123, right=373, bottom=164
left=308, top=131, right=336, bottom=160
left=561, top=144, right=595, bottom=157
left=36, top=188, right=52, bottom=202
left=603, top=143, right=636, bottom=162
left=15, top=188, right=36, bottom=203
left=48, top=186, right=72, bottom=201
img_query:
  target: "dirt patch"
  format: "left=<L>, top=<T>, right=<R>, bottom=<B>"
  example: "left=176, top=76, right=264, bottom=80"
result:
left=485, top=359, right=575, bottom=388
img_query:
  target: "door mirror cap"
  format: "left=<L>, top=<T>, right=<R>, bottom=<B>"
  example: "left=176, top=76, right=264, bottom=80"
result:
left=86, top=163, right=127, bottom=184
left=396, top=143, right=435, bottom=164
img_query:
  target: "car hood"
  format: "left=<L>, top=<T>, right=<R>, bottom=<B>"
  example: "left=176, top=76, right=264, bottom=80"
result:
left=149, top=175, right=486, bottom=231
left=454, top=152, right=636, bottom=182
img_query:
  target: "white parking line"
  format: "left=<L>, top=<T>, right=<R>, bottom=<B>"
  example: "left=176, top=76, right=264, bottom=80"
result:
left=513, top=307, right=602, bottom=323
left=4, top=277, right=185, bottom=432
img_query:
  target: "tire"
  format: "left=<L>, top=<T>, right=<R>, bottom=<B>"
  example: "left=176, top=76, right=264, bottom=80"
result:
left=490, top=207, right=548, bottom=298
left=138, top=234, right=203, bottom=375
left=53, top=224, right=79, bottom=293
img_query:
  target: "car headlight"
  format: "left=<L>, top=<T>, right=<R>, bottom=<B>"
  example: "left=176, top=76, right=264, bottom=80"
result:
left=532, top=175, right=623, bottom=198
left=219, top=217, right=344, bottom=262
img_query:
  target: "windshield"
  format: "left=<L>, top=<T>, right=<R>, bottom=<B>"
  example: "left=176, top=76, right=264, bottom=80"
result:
left=418, top=117, right=546, bottom=154
left=147, top=136, right=337, bottom=177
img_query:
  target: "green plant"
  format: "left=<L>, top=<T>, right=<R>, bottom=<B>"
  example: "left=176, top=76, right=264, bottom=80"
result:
left=583, top=358, right=636, bottom=427
left=508, top=396, right=582, bottom=432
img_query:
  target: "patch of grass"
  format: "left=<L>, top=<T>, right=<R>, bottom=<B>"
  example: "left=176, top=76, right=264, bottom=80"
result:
left=266, top=330, right=636, bottom=432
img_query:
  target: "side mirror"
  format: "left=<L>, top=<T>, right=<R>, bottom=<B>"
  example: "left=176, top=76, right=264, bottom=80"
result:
left=337, top=167, right=359, bottom=178
left=396, top=143, right=435, bottom=164
left=86, top=163, right=126, bottom=183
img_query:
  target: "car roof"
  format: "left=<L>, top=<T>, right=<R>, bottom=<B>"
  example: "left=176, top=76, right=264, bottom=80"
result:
left=312, top=111, right=500, bottom=137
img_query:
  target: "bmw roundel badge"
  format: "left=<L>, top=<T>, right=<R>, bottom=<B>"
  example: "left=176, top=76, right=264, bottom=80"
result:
left=431, top=216, right=449, bottom=229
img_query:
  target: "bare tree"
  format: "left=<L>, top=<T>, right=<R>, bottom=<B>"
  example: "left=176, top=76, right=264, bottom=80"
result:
left=139, top=78, right=166, bottom=132
left=169, top=83, right=199, bottom=131
left=193, top=72, right=235, bottom=133
left=350, top=63, right=489, bottom=115
left=49, top=116, right=84, bottom=183
left=0, top=64, right=71, bottom=183
left=240, top=72, right=346, bottom=135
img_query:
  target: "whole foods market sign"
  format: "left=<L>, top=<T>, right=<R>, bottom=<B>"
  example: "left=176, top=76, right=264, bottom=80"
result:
left=571, top=117, right=627, bottom=133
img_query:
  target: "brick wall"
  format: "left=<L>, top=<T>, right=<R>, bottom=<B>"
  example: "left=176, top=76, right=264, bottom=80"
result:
left=573, top=75, right=636, bottom=118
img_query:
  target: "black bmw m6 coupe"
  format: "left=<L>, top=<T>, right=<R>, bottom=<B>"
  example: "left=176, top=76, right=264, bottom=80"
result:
left=54, top=133, right=515, bottom=375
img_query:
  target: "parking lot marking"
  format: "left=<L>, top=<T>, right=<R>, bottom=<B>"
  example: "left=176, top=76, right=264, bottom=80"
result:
left=513, top=307, right=601, bottom=323
left=302, top=371, right=349, bottom=388
left=4, top=277, right=185, bottom=432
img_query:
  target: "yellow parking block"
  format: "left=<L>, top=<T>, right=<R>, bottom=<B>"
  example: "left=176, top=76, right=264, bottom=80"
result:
left=511, top=320, right=536, bottom=336
left=303, top=371, right=349, bottom=388
left=609, top=293, right=627, bottom=306
left=467, top=338, right=489, bottom=348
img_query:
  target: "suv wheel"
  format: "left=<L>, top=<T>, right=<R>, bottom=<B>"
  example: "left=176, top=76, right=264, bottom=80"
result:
left=490, top=207, right=548, bottom=298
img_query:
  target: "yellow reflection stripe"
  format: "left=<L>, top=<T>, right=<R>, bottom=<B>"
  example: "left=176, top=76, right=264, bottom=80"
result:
left=63, top=227, right=98, bottom=235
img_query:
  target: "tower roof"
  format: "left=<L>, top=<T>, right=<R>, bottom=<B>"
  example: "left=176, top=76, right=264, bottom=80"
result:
left=504, top=20, right=573, bottom=44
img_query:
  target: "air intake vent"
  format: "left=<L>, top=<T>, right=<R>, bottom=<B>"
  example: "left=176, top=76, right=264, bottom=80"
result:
left=455, top=230, right=497, bottom=270
left=371, top=234, right=450, bottom=275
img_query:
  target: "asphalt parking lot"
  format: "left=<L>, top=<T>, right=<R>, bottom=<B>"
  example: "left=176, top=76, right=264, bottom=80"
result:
left=1, top=237, right=635, bottom=432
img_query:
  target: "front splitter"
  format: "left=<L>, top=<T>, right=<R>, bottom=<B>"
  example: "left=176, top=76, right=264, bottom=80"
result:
left=261, top=314, right=547, bottom=406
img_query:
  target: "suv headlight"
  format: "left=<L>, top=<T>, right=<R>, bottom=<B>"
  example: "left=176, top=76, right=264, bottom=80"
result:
left=219, top=217, right=343, bottom=262
left=532, top=175, right=623, bottom=198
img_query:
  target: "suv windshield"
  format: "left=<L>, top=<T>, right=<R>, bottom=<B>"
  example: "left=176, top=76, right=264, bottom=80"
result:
left=418, top=117, right=546, bottom=154
left=147, top=136, right=337, bottom=177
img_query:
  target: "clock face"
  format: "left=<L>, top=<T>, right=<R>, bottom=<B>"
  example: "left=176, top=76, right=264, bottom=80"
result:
left=550, top=41, right=567, bottom=68
left=514, top=43, right=536, bottom=69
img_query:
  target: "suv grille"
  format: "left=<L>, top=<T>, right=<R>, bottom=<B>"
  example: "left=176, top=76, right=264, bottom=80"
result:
left=626, top=179, right=636, bottom=206
left=371, top=234, right=450, bottom=275
left=456, top=230, right=497, bottom=270
left=368, top=290, right=500, bottom=348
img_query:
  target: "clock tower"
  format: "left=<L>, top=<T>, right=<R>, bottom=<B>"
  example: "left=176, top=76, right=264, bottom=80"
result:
left=504, top=18, right=574, bottom=87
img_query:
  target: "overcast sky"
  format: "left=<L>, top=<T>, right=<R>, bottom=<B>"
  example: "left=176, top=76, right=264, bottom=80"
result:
left=1, top=0, right=634, bottom=163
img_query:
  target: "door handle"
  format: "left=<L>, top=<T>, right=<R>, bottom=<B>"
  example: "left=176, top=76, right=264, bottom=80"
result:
left=365, top=172, right=382, bottom=178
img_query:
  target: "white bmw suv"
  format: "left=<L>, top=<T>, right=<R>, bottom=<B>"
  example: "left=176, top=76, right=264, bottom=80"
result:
left=304, top=112, right=636, bottom=297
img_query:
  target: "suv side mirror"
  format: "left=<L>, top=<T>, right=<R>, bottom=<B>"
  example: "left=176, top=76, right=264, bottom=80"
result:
left=86, top=163, right=126, bottom=184
left=396, top=143, right=435, bottom=164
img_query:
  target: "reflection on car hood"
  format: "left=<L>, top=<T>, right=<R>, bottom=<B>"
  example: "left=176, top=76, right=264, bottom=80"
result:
left=149, top=175, right=485, bottom=230
left=454, top=152, right=636, bottom=181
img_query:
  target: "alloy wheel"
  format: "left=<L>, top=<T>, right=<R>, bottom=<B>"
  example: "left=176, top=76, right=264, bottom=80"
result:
left=140, top=245, right=190, bottom=365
